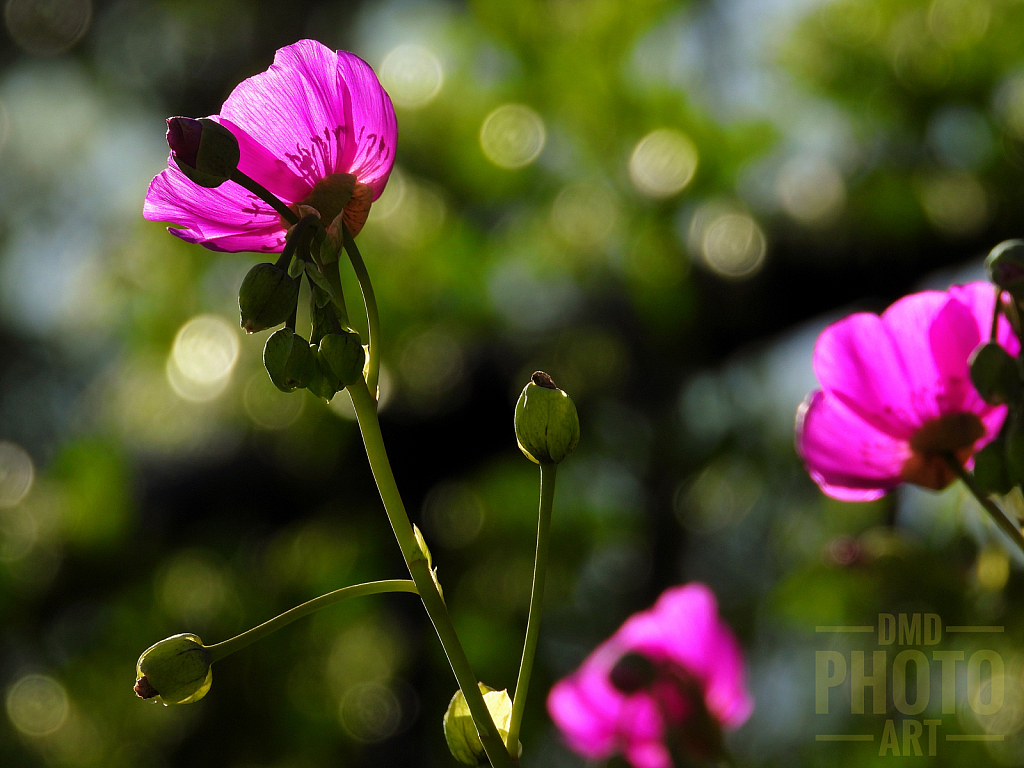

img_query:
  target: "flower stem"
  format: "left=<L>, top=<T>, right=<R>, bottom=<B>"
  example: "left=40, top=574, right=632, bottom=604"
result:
left=942, top=452, right=1024, bottom=556
left=206, top=579, right=418, bottom=663
left=341, top=224, right=381, bottom=399
left=507, top=461, right=557, bottom=755
left=230, top=169, right=300, bottom=226
left=346, top=377, right=513, bottom=768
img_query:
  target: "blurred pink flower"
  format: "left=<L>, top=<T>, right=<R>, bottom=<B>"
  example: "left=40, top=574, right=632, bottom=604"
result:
left=547, top=583, right=752, bottom=768
left=797, top=282, right=1018, bottom=501
left=144, top=39, right=396, bottom=252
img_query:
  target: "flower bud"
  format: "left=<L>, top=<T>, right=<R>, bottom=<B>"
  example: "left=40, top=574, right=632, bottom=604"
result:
left=443, top=683, right=515, bottom=766
left=307, top=351, right=340, bottom=402
left=514, top=372, right=580, bottom=464
left=318, top=330, right=366, bottom=387
left=238, top=263, right=299, bottom=333
left=264, top=328, right=317, bottom=392
left=987, top=240, right=1024, bottom=298
left=134, top=633, right=212, bottom=705
left=969, top=342, right=1020, bottom=406
left=974, top=436, right=1013, bottom=496
left=166, top=117, right=240, bottom=188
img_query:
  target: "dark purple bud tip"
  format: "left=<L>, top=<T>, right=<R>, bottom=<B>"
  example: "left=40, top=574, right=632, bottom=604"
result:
left=166, top=117, right=202, bottom=168
left=531, top=371, right=557, bottom=389
left=134, top=675, right=159, bottom=700
left=609, top=652, right=657, bottom=694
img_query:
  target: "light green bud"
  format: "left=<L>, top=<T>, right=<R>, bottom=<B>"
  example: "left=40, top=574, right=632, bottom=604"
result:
left=443, top=683, right=515, bottom=766
left=134, top=633, right=212, bottom=705
left=307, top=349, right=340, bottom=402
left=969, top=342, right=1020, bottom=406
left=318, top=330, right=366, bottom=386
left=264, top=328, right=317, bottom=392
left=238, top=263, right=299, bottom=333
left=514, top=371, right=580, bottom=464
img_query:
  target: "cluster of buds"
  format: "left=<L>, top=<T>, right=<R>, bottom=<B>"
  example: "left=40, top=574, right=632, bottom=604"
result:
left=970, top=240, right=1024, bottom=495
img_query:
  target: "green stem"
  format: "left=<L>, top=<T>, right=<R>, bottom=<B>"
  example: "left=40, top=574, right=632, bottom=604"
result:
left=321, top=258, right=350, bottom=327
left=206, top=580, right=417, bottom=663
left=942, top=453, right=1024, bottom=556
left=507, top=461, right=557, bottom=754
left=347, top=378, right=513, bottom=768
left=342, top=224, right=381, bottom=399
left=230, top=169, right=300, bottom=226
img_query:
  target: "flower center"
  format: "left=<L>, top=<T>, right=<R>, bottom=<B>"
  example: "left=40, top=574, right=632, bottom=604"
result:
left=288, top=173, right=375, bottom=238
left=900, top=412, right=985, bottom=490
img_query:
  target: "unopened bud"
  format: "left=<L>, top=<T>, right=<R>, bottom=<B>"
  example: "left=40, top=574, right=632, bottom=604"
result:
left=969, top=342, right=1020, bottom=406
left=443, top=683, right=516, bottom=766
left=134, top=633, right=212, bottom=706
left=238, top=263, right=299, bottom=333
left=514, top=372, right=580, bottom=464
left=974, top=437, right=1013, bottom=496
left=986, top=240, right=1024, bottom=298
left=264, top=328, right=317, bottom=392
left=318, top=330, right=366, bottom=387
left=307, top=351, right=340, bottom=402
left=166, top=117, right=240, bottom=188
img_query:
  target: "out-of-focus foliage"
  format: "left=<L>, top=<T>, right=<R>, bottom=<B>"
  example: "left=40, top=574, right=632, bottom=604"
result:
left=1, top=0, right=1024, bottom=767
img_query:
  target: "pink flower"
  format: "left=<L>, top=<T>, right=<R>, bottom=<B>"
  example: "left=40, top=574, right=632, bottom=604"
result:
left=144, top=39, right=397, bottom=252
left=547, top=584, right=753, bottom=768
left=797, top=281, right=1019, bottom=501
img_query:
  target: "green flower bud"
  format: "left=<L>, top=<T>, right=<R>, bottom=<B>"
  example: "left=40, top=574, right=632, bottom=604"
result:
left=238, top=263, right=299, bottom=333
left=264, top=328, right=317, bottom=392
left=986, top=239, right=1024, bottom=297
left=443, top=683, right=516, bottom=766
left=969, top=342, right=1020, bottom=406
left=166, top=117, right=240, bottom=188
left=307, top=350, right=340, bottom=402
left=514, top=372, right=580, bottom=464
left=975, top=436, right=1013, bottom=496
left=134, top=633, right=212, bottom=705
left=318, top=330, right=366, bottom=386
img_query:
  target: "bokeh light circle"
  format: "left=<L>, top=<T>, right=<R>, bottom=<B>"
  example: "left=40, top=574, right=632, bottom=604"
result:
left=0, top=441, right=34, bottom=507
left=4, top=0, right=92, bottom=56
left=480, top=104, right=546, bottom=169
left=339, top=683, right=402, bottom=743
left=243, top=373, right=304, bottom=430
left=380, top=44, right=443, bottom=109
left=167, top=314, right=240, bottom=402
left=700, top=213, right=767, bottom=279
left=6, top=674, right=68, bottom=736
left=629, top=128, right=699, bottom=198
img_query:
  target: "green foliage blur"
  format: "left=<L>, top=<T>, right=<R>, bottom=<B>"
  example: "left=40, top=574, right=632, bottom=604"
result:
left=1, top=0, right=1023, bottom=766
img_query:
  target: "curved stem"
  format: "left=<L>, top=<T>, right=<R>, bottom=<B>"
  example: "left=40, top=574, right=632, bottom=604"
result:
left=230, top=169, right=300, bottom=226
left=206, top=580, right=418, bottom=663
left=942, top=453, right=1024, bottom=556
left=347, top=377, right=513, bottom=768
left=507, top=461, right=556, bottom=754
left=342, top=225, right=380, bottom=399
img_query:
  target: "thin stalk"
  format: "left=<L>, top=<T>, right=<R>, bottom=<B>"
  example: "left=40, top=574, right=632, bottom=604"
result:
left=230, top=169, right=300, bottom=226
left=942, top=452, right=1024, bottom=556
left=347, top=378, right=513, bottom=768
left=342, top=224, right=380, bottom=399
left=206, top=580, right=417, bottom=663
left=507, top=461, right=557, bottom=756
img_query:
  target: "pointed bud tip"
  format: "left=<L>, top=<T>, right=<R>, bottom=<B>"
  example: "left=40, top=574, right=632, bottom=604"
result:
left=532, top=371, right=557, bottom=389
left=134, top=675, right=159, bottom=699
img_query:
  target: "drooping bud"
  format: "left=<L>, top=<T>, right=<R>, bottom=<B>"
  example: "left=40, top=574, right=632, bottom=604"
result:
left=166, top=117, right=240, bottom=188
left=986, top=240, right=1024, bottom=298
left=264, top=328, right=317, bottom=392
left=134, top=633, right=212, bottom=705
left=609, top=652, right=658, bottom=694
left=318, top=330, right=366, bottom=387
left=307, top=350, right=341, bottom=402
left=443, top=683, right=515, bottom=766
left=514, top=372, right=580, bottom=464
left=238, top=263, right=299, bottom=333
left=969, top=342, right=1020, bottom=406
left=974, top=436, right=1013, bottom=496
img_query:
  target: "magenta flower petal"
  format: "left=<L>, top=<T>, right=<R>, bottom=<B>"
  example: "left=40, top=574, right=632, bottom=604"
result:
left=797, top=390, right=910, bottom=501
left=220, top=39, right=349, bottom=190
left=143, top=164, right=286, bottom=253
left=548, top=583, right=752, bottom=768
left=812, top=313, right=919, bottom=440
left=336, top=52, right=398, bottom=201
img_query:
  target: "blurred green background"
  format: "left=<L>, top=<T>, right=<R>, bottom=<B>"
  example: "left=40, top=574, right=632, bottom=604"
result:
left=1, top=0, right=1024, bottom=765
